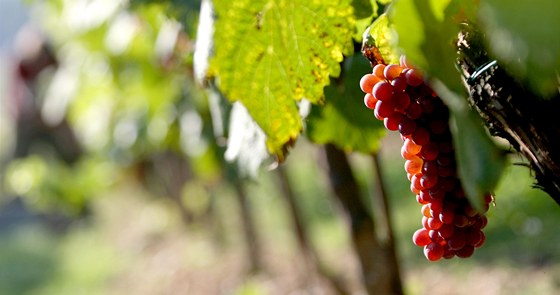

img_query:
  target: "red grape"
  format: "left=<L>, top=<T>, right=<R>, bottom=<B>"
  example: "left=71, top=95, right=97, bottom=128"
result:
left=359, top=56, right=492, bottom=261
left=372, top=81, right=394, bottom=101
left=364, top=93, right=377, bottom=109
left=360, top=73, right=380, bottom=93
left=424, top=242, right=444, bottom=261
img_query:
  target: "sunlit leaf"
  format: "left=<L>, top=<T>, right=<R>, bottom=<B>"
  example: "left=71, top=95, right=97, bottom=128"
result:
left=364, top=13, right=399, bottom=65
left=210, top=0, right=355, bottom=160
left=306, top=56, right=386, bottom=153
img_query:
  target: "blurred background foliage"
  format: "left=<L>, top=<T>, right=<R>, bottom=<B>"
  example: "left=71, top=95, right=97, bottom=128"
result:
left=0, top=0, right=559, bottom=294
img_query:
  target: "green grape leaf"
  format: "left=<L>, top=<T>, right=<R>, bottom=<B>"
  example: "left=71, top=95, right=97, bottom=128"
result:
left=432, top=81, right=507, bottom=211
left=365, top=13, right=399, bottom=65
left=453, top=110, right=507, bottom=210
left=210, top=0, right=355, bottom=160
left=352, top=0, right=378, bottom=41
left=306, top=56, right=386, bottom=153
left=479, top=0, right=560, bottom=97
left=389, top=0, right=464, bottom=95
left=353, top=0, right=378, bottom=19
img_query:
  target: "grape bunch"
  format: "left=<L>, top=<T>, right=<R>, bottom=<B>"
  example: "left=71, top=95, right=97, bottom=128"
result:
left=360, top=56, right=492, bottom=261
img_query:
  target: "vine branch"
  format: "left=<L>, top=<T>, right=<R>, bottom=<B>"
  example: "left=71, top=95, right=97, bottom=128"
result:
left=457, top=24, right=560, bottom=205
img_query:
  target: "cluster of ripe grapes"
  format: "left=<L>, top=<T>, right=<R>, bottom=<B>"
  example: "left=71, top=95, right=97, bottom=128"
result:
left=360, top=56, right=492, bottom=261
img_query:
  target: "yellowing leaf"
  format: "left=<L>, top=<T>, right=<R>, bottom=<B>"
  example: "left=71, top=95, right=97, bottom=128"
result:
left=210, top=0, right=355, bottom=159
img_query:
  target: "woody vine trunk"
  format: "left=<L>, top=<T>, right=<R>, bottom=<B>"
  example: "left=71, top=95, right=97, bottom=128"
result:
left=457, top=24, right=560, bottom=205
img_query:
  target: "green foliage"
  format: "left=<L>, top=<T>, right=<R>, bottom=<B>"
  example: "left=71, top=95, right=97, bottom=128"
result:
left=8, top=1, right=213, bottom=213
left=4, top=156, right=115, bottom=215
left=353, top=0, right=378, bottom=20
left=452, top=109, right=507, bottom=210
left=0, top=226, right=58, bottom=295
left=365, top=13, right=399, bottom=64
left=210, top=0, right=355, bottom=160
left=307, top=56, right=386, bottom=153
left=10, top=0, right=556, bottom=236
left=479, top=0, right=560, bottom=97
left=389, top=0, right=463, bottom=93
left=352, top=0, right=378, bottom=41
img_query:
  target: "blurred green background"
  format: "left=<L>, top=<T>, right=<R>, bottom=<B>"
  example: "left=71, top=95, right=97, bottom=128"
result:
left=1, top=137, right=559, bottom=294
left=0, top=0, right=559, bottom=294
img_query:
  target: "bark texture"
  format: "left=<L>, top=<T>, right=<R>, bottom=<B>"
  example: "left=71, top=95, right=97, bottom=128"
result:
left=457, top=24, right=560, bottom=205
